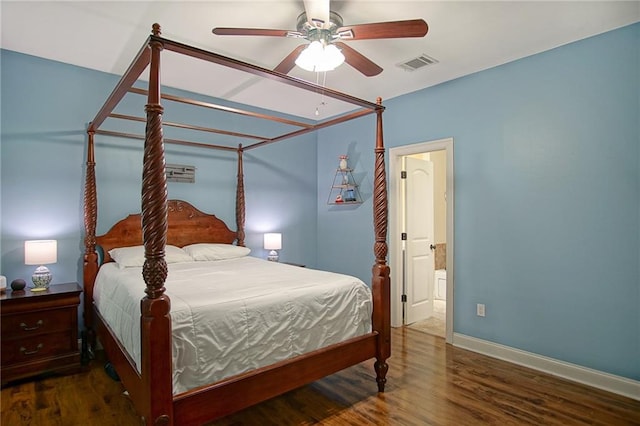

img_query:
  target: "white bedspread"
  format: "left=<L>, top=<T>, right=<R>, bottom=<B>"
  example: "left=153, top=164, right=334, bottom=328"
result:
left=93, top=257, right=372, bottom=394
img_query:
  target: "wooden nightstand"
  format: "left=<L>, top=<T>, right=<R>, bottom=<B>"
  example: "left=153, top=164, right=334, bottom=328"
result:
left=1, top=282, right=82, bottom=386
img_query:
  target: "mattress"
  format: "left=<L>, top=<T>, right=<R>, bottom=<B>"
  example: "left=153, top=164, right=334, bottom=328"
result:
left=93, top=256, right=372, bottom=394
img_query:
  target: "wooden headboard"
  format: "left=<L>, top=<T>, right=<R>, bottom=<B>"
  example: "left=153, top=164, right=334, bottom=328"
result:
left=95, top=199, right=238, bottom=264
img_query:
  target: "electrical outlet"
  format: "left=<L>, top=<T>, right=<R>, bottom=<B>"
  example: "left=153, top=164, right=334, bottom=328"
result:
left=477, top=303, right=486, bottom=317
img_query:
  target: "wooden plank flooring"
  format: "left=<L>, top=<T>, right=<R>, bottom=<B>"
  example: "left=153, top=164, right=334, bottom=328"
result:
left=2, top=327, right=639, bottom=425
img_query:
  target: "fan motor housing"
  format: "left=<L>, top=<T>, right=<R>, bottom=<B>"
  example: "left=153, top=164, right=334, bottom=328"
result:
left=296, top=11, right=343, bottom=33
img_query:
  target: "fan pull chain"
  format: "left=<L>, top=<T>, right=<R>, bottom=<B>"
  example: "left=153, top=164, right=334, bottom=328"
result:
left=315, top=72, right=328, bottom=116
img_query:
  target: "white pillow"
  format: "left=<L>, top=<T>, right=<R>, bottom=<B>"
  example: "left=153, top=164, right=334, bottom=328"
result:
left=109, top=245, right=193, bottom=268
left=183, top=243, right=250, bottom=261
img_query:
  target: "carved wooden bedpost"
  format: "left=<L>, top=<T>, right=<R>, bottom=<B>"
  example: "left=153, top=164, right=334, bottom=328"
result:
left=140, top=23, right=174, bottom=426
left=236, top=144, right=246, bottom=247
left=372, top=97, right=391, bottom=392
left=83, top=130, right=98, bottom=356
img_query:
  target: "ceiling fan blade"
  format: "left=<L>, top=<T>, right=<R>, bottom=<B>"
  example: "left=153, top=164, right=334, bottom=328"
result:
left=337, top=19, right=428, bottom=40
left=303, top=0, right=330, bottom=28
left=335, top=42, right=383, bottom=77
left=212, top=27, right=291, bottom=37
left=274, top=45, right=308, bottom=74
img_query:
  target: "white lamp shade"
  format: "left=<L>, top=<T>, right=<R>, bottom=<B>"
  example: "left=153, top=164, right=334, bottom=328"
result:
left=295, top=41, right=345, bottom=72
left=25, top=240, right=57, bottom=265
left=263, top=233, right=282, bottom=250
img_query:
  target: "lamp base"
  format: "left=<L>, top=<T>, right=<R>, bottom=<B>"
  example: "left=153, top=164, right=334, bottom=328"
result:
left=31, top=265, right=52, bottom=291
left=267, top=250, right=279, bottom=262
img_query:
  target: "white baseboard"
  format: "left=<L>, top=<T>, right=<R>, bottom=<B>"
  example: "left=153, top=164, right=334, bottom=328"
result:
left=453, top=333, right=640, bottom=401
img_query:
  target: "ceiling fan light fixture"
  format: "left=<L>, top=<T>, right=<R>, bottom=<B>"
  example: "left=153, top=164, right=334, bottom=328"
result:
left=295, top=41, right=345, bottom=72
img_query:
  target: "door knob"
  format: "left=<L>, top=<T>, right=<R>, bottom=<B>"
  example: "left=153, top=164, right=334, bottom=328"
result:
left=430, top=244, right=436, bottom=250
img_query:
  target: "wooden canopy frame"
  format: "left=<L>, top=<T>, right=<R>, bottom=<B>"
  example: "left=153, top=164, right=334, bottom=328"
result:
left=83, top=24, right=389, bottom=425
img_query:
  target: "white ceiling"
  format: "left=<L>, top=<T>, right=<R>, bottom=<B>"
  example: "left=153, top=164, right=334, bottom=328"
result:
left=2, top=1, right=639, bottom=120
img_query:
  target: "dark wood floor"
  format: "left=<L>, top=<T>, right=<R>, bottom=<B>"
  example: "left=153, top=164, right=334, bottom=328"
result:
left=2, top=327, right=639, bottom=425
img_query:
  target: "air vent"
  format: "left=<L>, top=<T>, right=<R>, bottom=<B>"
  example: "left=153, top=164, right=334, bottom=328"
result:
left=397, top=54, right=439, bottom=72
left=166, top=164, right=195, bottom=183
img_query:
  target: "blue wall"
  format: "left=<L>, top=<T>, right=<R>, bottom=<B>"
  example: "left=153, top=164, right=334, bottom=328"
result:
left=316, top=23, right=639, bottom=381
left=1, top=23, right=638, bottom=382
left=0, top=50, right=318, bottom=307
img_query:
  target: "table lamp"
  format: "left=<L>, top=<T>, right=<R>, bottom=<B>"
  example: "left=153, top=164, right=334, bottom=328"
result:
left=263, top=233, right=282, bottom=262
left=25, top=240, right=57, bottom=291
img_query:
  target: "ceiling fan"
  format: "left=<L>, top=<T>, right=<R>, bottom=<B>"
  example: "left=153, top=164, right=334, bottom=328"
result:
left=212, top=0, right=428, bottom=77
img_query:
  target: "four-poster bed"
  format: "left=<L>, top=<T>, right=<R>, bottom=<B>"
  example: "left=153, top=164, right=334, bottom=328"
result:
left=83, top=24, right=390, bottom=425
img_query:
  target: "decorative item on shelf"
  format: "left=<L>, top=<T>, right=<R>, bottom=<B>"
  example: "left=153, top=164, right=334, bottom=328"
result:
left=0, top=275, right=6, bottom=294
left=10, top=278, right=26, bottom=293
left=339, top=155, right=348, bottom=170
left=24, top=240, right=57, bottom=292
left=263, top=233, right=282, bottom=262
left=335, top=194, right=343, bottom=203
left=344, top=189, right=357, bottom=202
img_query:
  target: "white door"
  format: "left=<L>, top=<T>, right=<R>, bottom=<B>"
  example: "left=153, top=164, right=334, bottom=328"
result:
left=404, top=156, right=435, bottom=324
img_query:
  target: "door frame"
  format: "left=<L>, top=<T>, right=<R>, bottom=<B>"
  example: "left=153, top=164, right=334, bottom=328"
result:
left=389, top=138, right=455, bottom=343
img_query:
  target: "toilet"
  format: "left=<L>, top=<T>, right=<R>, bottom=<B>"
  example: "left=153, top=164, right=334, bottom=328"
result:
left=434, top=269, right=447, bottom=300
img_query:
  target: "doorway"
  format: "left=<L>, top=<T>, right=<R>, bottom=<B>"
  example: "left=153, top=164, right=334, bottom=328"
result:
left=389, top=138, right=454, bottom=343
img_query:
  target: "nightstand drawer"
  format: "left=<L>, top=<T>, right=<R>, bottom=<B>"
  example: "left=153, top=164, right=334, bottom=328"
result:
left=1, top=330, right=75, bottom=364
left=1, top=308, right=74, bottom=337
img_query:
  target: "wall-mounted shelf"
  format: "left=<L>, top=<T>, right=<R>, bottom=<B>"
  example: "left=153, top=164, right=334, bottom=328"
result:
left=327, top=168, right=362, bottom=205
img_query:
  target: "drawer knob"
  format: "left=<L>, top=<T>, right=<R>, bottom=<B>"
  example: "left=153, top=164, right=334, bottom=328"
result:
left=20, top=320, right=44, bottom=331
left=20, top=343, right=44, bottom=355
